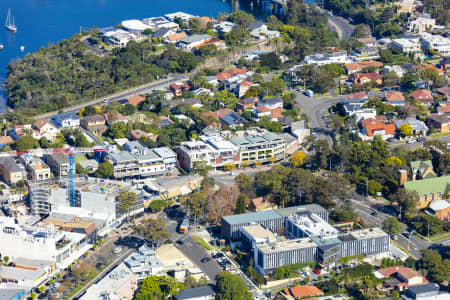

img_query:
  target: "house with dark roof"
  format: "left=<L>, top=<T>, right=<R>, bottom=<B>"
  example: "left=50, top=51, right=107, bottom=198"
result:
left=403, top=283, right=440, bottom=299
left=0, top=157, right=24, bottom=184
left=52, top=112, right=80, bottom=129
left=427, top=113, right=450, bottom=133
left=220, top=111, right=245, bottom=127
left=152, top=27, right=175, bottom=39
left=80, top=115, right=107, bottom=135
left=174, top=286, right=215, bottom=300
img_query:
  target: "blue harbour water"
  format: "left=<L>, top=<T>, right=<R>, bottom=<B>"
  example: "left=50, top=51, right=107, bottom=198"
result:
left=0, top=0, right=265, bottom=113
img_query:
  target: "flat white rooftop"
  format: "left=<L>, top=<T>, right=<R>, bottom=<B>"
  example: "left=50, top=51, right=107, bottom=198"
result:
left=350, top=227, right=388, bottom=240
left=258, top=237, right=318, bottom=254
left=289, top=213, right=339, bottom=237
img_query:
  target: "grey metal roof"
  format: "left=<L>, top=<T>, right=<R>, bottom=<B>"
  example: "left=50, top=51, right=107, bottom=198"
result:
left=48, top=153, right=69, bottom=164
left=179, top=34, right=211, bottom=44
left=407, top=283, right=439, bottom=295
left=275, top=204, right=327, bottom=217
left=0, top=266, right=45, bottom=281
left=0, top=288, right=26, bottom=300
left=0, top=157, right=22, bottom=172
left=221, top=112, right=243, bottom=126
left=175, top=286, right=215, bottom=300
left=107, top=151, right=136, bottom=163
left=153, top=147, right=176, bottom=159
left=152, top=27, right=171, bottom=37
left=222, top=210, right=282, bottom=225
left=229, top=136, right=249, bottom=146
left=262, top=131, right=282, bottom=141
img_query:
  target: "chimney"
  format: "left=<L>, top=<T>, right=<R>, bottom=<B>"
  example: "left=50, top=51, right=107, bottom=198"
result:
left=399, top=169, right=407, bottom=186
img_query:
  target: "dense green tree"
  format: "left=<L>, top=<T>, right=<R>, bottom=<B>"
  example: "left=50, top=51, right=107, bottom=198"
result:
left=105, top=122, right=128, bottom=139
left=95, top=161, right=114, bottom=178
left=148, top=200, right=167, bottom=212
left=74, top=133, right=91, bottom=147
left=224, top=28, right=250, bottom=46
left=188, top=17, right=204, bottom=34
left=135, top=275, right=184, bottom=299
left=382, top=217, right=402, bottom=235
left=117, top=191, right=137, bottom=213
left=235, top=194, right=247, bottom=214
left=15, top=135, right=39, bottom=150
left=135, top=219, right=171, bottom=243
left=259, top=52, right=281, bottom=70
left=216, top=272, right=252, bottom=300
left=227, top=10, right=255, bottom=28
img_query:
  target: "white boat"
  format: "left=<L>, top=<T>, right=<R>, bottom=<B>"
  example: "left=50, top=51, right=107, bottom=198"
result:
left=0, top=44, right=3, bottom=50
left=20, top=45, right=24, bottom=52
left=5, top=9, right=17, bottom=32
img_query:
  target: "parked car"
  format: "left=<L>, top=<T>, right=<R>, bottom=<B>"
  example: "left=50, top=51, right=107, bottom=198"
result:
left=407, top=139, right=415, bottom=144
left=304, top=90, right=314, bottom=97
left=416, top=137, right=426, bottom=142
left=201, top=257, right=211, bottom=263
left=113, top=246, right=122, bottom=254
left=391, top=234, right=398, bottom=241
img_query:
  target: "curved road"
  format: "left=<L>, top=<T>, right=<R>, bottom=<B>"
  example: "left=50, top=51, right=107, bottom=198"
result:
left=328, top=15, right=354, bottom=40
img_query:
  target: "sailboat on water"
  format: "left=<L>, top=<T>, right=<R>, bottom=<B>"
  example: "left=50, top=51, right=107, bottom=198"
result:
left=5, top=9, right=17, bottom=32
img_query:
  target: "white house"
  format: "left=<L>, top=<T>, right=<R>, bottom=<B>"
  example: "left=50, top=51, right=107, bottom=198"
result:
left=304, top=51, right=354, bottom=66
left=420, top=33, right=450, bottom=57
left=249, top=23, right=280, bottom=40
left=52, top=112, right=80, bottom=129
left=176, top=34, right=212, bottom=51
left=34, top=119, right=59, bottom=142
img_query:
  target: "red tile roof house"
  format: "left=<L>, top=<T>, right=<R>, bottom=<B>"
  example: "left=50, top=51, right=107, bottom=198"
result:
left=384, top=91, right=406, bottom=106
left=169, top=83, right=190, bottom=97
left=215, top=67, right=247, bottom=81
left=236, top=97, right=258, bottom=111
left=352, top=72, right=383, bottom=85
left=374, top=266, right=427, bottom=291
left=410, top=89, right=433, bottom=105
left=127, top=94, right=146, bottom=107
left=279, top=285, right=324, bottom=300
left=361, top=120, right=396, bottom=141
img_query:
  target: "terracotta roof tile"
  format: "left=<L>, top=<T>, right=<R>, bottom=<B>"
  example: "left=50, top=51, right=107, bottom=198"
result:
left=127, top=95, right=146, bottom=107
left=284, top=286, right=324, bottom=298
left=385, top=91, right=405, bottom=102
left=410, top=90, right=433, bottom=103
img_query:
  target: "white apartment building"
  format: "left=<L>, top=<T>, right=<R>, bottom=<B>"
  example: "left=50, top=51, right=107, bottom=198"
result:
left=0, top=217, right=91, bottom=269
left=408, top=14, right=436, bottom=33
left=421, top=33, right=450, bottom=56
left=19, top=155, right=51, bottom=181
left=304, top=51, right=354, bottom=66
left=391, top=38, right=422, bottom=55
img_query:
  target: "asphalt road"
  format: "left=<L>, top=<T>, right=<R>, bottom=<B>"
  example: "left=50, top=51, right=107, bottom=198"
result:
left=328, top=15, right=354, bottom=40
left=294, top=91, right=341, bottom=143
left=175, top=235, right=222, bottom=282
left=35, top=74, right=188, bottom=119
left=389, top=135, right=450, bottom=150
left=350, top=199, right=429, bottom=258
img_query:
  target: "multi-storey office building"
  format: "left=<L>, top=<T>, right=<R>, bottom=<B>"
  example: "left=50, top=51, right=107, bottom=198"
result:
left=222, top=205, right=390, bottom=276
left=253, top=228, right=390, bottom=276
left=221, top=204, right=328, bottom=241
left=106, top=142, right=177, bottom=179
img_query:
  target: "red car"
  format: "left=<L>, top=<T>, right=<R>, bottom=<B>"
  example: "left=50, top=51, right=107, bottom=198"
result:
left=314, top=268, right=320, bottom=275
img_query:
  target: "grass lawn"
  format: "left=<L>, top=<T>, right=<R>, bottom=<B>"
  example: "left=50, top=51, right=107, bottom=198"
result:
left=430, top=132, right=450, bottom=138
left=430, top=232, right=450, bottom=242
left=192, top=236, right=212, bottom=251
